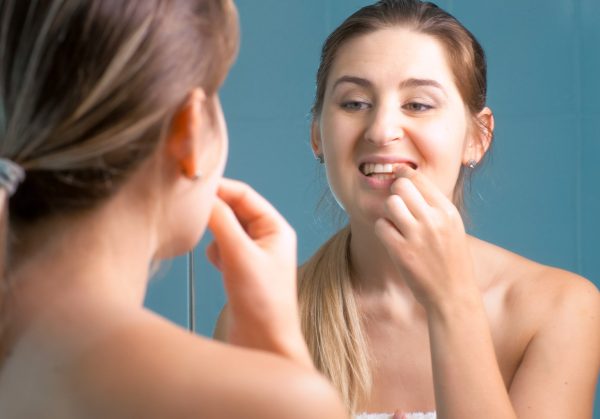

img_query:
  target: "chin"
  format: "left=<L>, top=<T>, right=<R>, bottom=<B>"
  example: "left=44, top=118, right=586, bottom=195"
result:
left=346, top=204, right=386, bottom=228
left=155, top=225, right=207, bottom=260
left=357, top=193, right=388, bottom=217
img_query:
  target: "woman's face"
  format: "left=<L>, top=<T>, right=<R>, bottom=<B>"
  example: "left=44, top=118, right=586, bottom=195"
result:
left=313, top=28, right=477, bottom=224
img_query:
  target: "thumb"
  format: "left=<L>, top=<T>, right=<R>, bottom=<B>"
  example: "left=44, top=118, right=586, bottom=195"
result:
left=208, top=197, right=252, bottom=258
left=205, top=241, right=222, bottom=271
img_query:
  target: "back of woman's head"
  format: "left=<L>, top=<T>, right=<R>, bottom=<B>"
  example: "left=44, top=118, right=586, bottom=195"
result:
left=0, top=0, right=238, bottom=361
left=0, top=0, right=238, bottom=225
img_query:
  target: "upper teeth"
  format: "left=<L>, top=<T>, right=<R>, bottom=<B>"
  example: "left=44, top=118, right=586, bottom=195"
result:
left=362, top=163, right=398, bottom=176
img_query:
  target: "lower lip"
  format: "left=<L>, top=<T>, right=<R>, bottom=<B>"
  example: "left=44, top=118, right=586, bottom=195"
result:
left=360, top=171, right=397, bottom=189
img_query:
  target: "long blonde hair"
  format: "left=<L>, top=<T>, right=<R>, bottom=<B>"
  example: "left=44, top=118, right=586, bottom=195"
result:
left=0, top=0, right=238, bottom=362
left=299, top=227, right=371, bottom=412
left=300, top=0, right=491, bottom=411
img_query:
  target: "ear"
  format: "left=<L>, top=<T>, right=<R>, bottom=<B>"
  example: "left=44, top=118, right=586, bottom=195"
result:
left=166, top=88, right=207, bottom=179
left=463, top=106, right=494, bottom=165
left=310, top=119, right=322, bottom=157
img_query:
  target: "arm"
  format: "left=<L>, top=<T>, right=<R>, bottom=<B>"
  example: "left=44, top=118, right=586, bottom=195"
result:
left=426, top=295, right=516, bottom=419
left=425, top=277, right=600, bottom=419
left=375, top=166, right=600, bottom=419
left=207, top=178, right=313, bottom=369
left=375, top=168, right=514, bottom=418
left=507, top=275, right=600, bottom=418
left=72, top=316, right=348, bottom=419
left=74, top=179, right=346, bottom=418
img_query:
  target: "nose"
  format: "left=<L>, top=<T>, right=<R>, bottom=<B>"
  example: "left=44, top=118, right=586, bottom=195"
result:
left=364, top=99, right=404, bottom=146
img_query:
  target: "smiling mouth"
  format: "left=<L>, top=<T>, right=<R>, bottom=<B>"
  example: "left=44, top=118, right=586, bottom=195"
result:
left=359, top=162, right=417, bottom=177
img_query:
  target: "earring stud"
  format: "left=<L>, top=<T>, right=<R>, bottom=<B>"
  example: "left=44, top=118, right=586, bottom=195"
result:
left=466, top=159, right=477, bottom=169
left=183, top=169, right=202, bottom=181
left=316, top=154, right=324, bottom=164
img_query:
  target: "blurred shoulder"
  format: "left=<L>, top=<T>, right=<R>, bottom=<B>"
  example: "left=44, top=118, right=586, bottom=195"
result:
left=71, top=309, right=346, bottom=419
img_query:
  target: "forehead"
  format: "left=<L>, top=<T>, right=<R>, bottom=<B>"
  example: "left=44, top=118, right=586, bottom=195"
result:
left=328, top=27, right=457, bottom=91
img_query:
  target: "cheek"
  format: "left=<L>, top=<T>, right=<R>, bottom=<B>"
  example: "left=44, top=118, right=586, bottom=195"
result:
left=411, top=119, right=467, bottom=195
left=318, top=118, right=356, bottom=210
left=422, top=123, right=465, bottom=160
left=320, top=108, right=362, bottom=160
left=320, top=116, right=347, bottom=171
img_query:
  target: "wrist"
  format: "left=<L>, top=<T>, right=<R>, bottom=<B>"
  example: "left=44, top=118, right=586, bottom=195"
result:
left=270, top=328, right=315, bottom=371
left=425, top=289, right=486, bottom=325
left=242, top=319, right=314, bottom=370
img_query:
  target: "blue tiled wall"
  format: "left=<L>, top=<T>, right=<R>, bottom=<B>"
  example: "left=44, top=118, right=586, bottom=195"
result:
left=145, top=1, right=600, bottom=415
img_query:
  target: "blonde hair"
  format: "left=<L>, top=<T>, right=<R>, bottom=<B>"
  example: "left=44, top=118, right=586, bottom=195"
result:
left=299, top=226, right=371, bottom=412
left=0, top=0, right=238, bottom=362
left=301, top=0, right=490, bottom=412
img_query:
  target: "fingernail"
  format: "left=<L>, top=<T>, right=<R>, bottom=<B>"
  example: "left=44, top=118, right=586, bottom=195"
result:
left=393, top=164, right=413, bottom=178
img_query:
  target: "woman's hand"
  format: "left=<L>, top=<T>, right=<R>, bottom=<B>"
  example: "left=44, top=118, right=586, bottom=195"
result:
left=374, top=166, right=479, bottom=309
left=207, top=178, right=312, bottom=368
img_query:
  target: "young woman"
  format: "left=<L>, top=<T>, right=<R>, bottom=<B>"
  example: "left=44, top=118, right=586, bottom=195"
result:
left=296, top=1, right=600, bottom=418
left=0, top=1, right=347, bottom=418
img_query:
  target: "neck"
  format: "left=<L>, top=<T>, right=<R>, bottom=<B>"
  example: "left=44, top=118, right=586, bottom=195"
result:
left=7, top=186, right=158, bottom=337
left=349, top=219, right=493, bottom=299
left=349, top=220, right=413, bottom=296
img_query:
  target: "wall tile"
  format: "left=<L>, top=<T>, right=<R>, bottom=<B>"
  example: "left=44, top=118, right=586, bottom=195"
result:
left=581, top=116, right=600, bottom=283
left=581, top=0, right=600, bottom=116
left=144, top=255, right=189, bottom=328
left=454, top=1, right=577, bottom=119
left=468, top=114, right=579, bottom=271
left=142, top=1, right=600, bottom=412
left=220, top=1, right=329, bottom=122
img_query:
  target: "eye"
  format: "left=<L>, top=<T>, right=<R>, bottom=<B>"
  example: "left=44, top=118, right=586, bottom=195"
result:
left=341, top=101, right=371, bottom=111
left=403, top=102, right=433, bottom=112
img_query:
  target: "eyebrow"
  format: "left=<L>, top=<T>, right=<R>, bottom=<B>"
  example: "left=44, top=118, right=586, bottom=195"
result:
left=399, top=78, right=447, bottom=95
left=332, top=75, right=447, bottom=96
left=332, top=75, right=373, bottom=90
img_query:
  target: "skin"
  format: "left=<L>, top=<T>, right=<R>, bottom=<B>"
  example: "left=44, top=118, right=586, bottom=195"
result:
left=0, top=87, right=347, bottom=419
left=308, top=28, right=600, bottom=418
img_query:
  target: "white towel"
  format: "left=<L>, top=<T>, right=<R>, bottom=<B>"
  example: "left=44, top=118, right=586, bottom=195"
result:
left=355, top=412, right=436, bottom=419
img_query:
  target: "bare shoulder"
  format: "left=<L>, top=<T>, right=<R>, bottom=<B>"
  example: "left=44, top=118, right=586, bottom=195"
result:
left=473, top=236, right=598, bottom=307
left=475, top=240, right=600, bottom=416
left=70, top=309, right=346, bottom=419
left=506, top=249, right=598, bottom=315
left=474, top=237, right=600, bottom=343
left=522, top=261, right=600, bottom=343
left=523, top=262, right=600, bottom=342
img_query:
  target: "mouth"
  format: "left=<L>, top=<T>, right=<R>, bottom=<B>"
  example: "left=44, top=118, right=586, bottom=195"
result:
left=359, top=161, right=417, bottom=179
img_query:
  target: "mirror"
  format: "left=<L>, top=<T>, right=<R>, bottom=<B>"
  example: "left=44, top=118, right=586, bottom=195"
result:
left=144, top=0, right=600, bottom=342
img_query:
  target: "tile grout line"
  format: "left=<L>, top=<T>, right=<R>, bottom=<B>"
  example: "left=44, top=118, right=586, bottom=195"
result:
left=573, top=0, right=583, bottom=274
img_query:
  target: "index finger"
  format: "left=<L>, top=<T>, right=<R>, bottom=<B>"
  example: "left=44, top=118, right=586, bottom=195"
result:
left=215, top=178, right=290, bottom=239
left=392, top=165, right=450, bottom=208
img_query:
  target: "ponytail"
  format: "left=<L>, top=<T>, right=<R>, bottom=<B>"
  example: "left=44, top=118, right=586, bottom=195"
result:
left=298, top=226, right=371, bottom=413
